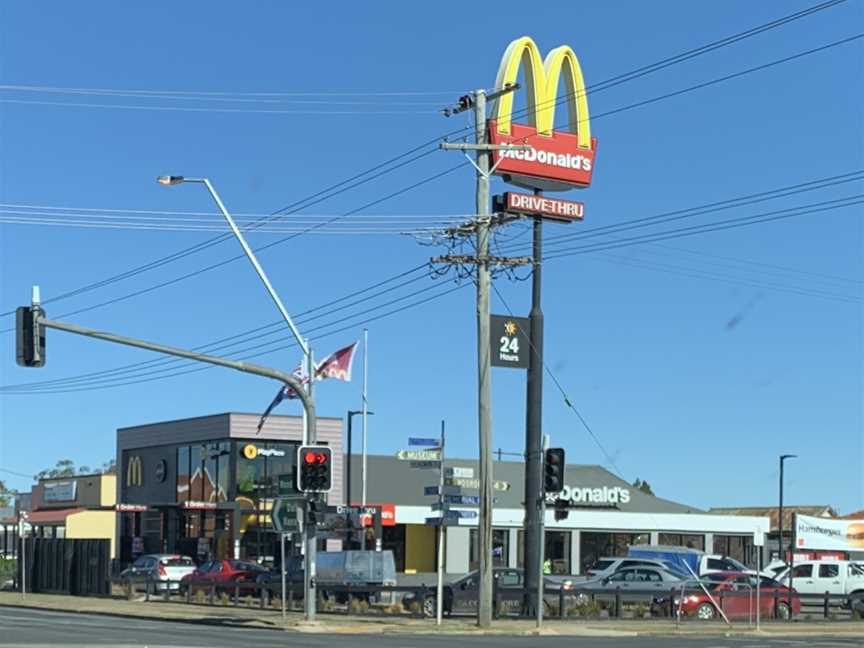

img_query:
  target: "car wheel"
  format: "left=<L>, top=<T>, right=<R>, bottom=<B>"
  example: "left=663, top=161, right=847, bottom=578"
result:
left=695, top=602, right=716, bottom=620
left=423, top=597, right=436, bottom=618
left=776, top=602, right=792, bottom=620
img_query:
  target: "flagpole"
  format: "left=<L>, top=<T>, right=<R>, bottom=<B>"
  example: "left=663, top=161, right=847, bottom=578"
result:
left=361, top=328, right=369, bottom=508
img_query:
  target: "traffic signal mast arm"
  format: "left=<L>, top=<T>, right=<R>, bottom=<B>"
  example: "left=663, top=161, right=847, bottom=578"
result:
left=27, top=312, right=315, bottom=434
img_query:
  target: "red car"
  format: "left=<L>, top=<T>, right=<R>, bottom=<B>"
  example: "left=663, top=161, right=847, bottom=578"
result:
left=669, top=571, right=800, bottom=621
left=180, top=559, right=267, bottom=593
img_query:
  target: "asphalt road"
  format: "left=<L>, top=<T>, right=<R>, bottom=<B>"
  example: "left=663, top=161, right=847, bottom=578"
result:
left=0, top=607, right=861, bottom=648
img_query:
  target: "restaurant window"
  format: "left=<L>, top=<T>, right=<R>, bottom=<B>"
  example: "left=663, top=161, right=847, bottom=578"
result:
left=470, top=529, right=509, bottom=570
left=579, top=532, right=651, bottom=573
left=659, top=533, right=704, bottom=550
left=177, top=446, right=190, bottom=503
left=713, top=534, right=753, bottom=566
left=545, top=531, right=571, bottom=574
left=216, top=441, right=230, bottom=502
left=204, top=446, right=217, bottom=502
left=189, top=445, right=203, bottom=501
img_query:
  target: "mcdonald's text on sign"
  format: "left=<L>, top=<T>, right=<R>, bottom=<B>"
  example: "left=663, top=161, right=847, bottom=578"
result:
left=489, top=36, right=596, bottom=192
left=496, top=191, right=584, bottom=222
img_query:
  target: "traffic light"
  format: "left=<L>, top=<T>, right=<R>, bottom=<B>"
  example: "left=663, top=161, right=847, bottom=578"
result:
left=544, top=448, right=565, bottom=494
left=16, top=306, right=45, bottom=367
left=306, top=500, right=326, bottom=526
left=554, top=498, right=570, bottom=521
left=297, top=445, right=332, bottom=493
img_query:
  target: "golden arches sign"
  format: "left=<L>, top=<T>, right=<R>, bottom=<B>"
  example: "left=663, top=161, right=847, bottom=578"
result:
left=488, top=36, right=596, bottom=191
left=126, top=456, right=142, bottom=487
left=493, top=36, right=591, bottom=148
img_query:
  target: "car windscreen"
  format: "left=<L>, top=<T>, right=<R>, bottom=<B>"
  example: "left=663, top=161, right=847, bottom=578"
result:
left=160, top=557, right=194, bottom=567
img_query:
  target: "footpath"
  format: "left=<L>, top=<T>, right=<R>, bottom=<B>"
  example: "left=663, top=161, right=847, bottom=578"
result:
left=0, top=592, right=861, bottom=637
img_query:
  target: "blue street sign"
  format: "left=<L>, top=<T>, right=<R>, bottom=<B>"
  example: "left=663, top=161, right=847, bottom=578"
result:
left=444, top=495, right=481, bottom=506
left=424, top=485, right=462, bottom=497
left=451, top=509, right=478, bottom=519
left=409, top=437, right=440, bottom=446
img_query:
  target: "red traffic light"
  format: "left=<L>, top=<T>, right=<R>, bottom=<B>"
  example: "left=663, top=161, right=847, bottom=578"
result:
left=304, top=451, right=317, bottom=465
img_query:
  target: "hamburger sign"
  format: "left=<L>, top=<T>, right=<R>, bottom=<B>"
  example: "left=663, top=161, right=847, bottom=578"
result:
left=796, top=514, right=864, bottom=551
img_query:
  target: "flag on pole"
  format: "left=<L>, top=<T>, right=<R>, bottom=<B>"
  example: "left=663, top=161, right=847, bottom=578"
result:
left=256, top=341, right=358, bottom=433
left=314, top=341, right=358, bottom=382
left=256, top=365, right=306, bottom=433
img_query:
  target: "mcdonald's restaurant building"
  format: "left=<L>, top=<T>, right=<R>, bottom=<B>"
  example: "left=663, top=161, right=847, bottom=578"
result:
left=116, top=413, right=767, bottom=574
left=115, top=413, right=344, bottom=565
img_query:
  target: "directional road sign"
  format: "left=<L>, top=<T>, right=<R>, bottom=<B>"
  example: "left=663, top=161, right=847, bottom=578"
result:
left=450, top=509, right=478, bottom=519
left=445, top=477, right=511, bottom=491
left=271, top=497, right=303, bottom=534
left=443, top=494, right=481, bottom=506
left=396, top=449, right=441, bottom=461
left=409, top=437, right=440, bottom=446
left=424, top=485, right=462, bottom=497
left=445, top=466, right=474, bottom=479
left=410, top=460, right=440, bottom=469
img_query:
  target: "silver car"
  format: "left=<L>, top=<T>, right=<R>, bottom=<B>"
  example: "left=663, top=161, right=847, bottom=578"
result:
left=119, top=554, right=197, bottom=591
left=587, top=557, right=690, bottom=579
left=572, top=566, right=687, bottom=604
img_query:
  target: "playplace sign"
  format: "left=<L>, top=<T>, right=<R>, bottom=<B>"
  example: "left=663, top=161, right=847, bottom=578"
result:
left=489, top=36, right=597, bottom=192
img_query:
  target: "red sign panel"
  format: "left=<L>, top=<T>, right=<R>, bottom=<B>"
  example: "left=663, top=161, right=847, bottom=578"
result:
left=488, top=120, right=597, bottom=191
left=359, top=503, right=396, bottom=527
left=500, top=191, right=584, bottom=222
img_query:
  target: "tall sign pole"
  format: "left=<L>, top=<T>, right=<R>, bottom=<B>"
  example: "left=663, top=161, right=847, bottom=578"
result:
left=473, top=88, right=495, bottom=629
left=523, top=206, right=544, bottom=617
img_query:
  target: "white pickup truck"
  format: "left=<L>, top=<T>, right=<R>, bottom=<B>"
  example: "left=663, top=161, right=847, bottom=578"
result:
left=776, top=559, right=864, bottom=606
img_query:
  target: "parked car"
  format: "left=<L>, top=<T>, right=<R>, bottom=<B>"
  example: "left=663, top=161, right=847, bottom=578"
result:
left=587, top=556, right=690, bottom=579
left=572, top=565, right=687, bottom=606
left=119, top=554, right=196, bottom=591
left=180, top=559, right=267, bottom=593
left=403, top=567, right=569, bottom=618
left=654, top=571, right=800, bottom=621
left=258, top=550, right=397, bottom=602
left=775, top=560, right=864, bottom=608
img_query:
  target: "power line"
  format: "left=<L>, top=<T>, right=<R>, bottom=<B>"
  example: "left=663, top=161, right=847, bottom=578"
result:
left=490, top=283, right=626, bottom=477
left=543, top=196, right=864, bottom=261
left=0, top=3, right=843, bottom=321
left=500, top=171, right=864, bottom=254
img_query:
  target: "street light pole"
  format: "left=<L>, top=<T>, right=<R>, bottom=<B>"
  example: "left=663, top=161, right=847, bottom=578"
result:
left=157, top=175, right=318, bottom=622
left=778, top=454, right=797, bottom=565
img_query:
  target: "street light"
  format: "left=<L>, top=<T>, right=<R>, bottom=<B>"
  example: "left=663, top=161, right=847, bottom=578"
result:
left=778, top=454, right=797, bottom=566
left=158, top=174, right=318, bottom=622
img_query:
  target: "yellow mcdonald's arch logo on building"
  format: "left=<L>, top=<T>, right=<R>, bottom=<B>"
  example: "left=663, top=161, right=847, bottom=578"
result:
left=493, top=35, right=591, bottom=146
left=126, top=456, right=142, bottom=487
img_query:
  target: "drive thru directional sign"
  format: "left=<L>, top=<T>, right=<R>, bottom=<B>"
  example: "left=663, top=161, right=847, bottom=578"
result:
left=271, top=497, right=303, bottom=534
left=396, top=449, right=441, bottom=461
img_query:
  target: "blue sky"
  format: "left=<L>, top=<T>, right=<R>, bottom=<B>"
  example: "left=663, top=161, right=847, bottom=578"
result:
left=1, top=1, right=861, bottom=514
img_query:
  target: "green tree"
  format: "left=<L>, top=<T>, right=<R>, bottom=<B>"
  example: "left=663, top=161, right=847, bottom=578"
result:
left=632, top=478, right=654, bottom=495
left=0, top=479, right=17, bottom=507
left=35, top=458, right=116, bottom=480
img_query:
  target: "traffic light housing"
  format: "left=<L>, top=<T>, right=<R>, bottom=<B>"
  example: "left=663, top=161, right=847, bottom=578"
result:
left=297, top=445, right=332, bottom=493
left=544, top=447, right=565, bottom=494
left=306, top=499, right=326, bottom=526
left=554, top=498, right=570, bottom=521
left=16, top=306, right=45, bottom=367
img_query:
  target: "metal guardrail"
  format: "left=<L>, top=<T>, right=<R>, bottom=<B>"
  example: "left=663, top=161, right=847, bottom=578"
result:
left=110, top=575, right=862, bottom=623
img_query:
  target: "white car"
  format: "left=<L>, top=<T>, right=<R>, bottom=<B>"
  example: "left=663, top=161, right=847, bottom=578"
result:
left=119, top=554, right=197, bottom=591
left=776, top=559, right=864, bottom=605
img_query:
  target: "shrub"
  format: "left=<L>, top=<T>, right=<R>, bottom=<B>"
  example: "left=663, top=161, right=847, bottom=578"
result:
left=349, top=598, right=370, bottom=614
left=567, top=599, right=603, bottom=618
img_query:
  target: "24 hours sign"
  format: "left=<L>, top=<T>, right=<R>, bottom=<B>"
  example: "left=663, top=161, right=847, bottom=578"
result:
left=490, top=315, right=530, bottom=369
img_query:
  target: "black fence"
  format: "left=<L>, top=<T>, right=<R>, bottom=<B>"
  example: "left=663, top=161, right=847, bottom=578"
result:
left=112, top=575, right=862, bottom=624
left=20, top=538, right=111, bottom=596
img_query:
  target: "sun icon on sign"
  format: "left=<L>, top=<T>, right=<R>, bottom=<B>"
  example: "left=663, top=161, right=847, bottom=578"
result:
left=504, top=321, right=518, bottom=335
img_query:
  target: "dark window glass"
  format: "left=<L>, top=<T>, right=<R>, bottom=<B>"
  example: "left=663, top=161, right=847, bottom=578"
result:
left=189, top=445, right=203, bottom=501
left=470, top=528, right=509, bottom=570
left=791, top=565, right=812, bottom=578
left=177, top=446, right=190, bottom=503
left=819, top=564, right=839, bottom=578
left=545, top=531, right=570, bottom=574
left=216, top=441, right=230, bottom=503
left=707, top=558, right=726, bottom=570
left=204, top=444, right=218, bottom=502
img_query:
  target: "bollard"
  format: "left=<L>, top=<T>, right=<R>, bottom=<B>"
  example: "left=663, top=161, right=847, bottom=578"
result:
left=559, top=587, right=565, bottom=618
left=718, top=589, right=724, bottom=616
left=773, top=588, right=779, bottom=618
left=145, top=579, right=150, bottom=602
left=234, top=584, right=239, bottom=606
left=823, top=591, right=830, bottom=619
left=614, top=587, right=621, bottom=618
left=416, top=588, right=426, bottom=619
left=288, top=585, right=294, bottom=611
left=669, top=587, right=676, bottom=618
left=163, top=581, right=170, bottom=602
left=346, top=584, right=352, bottom=615
left=185, top=584, right=191, bottom=604
left=208, top=583, right=215, bottom=606
left=260, top=585, right=269, bottom=609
